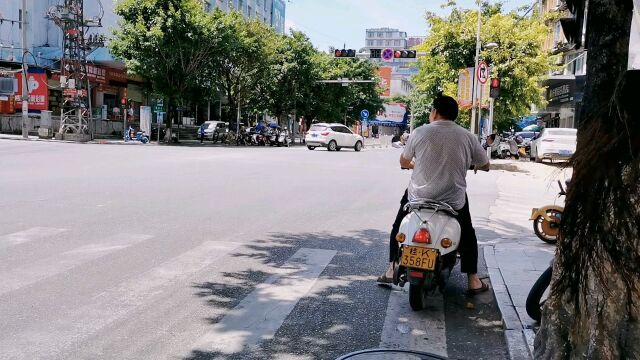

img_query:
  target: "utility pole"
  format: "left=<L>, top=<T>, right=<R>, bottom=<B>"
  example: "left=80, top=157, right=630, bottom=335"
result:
left=21, top=0, right=28, bottom=139
left=470, top=3, right=482, bottom=136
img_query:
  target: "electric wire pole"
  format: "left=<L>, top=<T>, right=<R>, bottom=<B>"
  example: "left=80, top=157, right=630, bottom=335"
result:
left=21, top=0, right=28, bottom=139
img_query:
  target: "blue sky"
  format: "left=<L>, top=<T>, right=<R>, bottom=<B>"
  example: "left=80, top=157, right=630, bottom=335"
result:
left=285, top=0, right=534, bottom=52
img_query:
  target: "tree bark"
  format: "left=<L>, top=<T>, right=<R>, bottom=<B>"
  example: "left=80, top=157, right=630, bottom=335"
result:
left=535, top=1, right=639, bottom=359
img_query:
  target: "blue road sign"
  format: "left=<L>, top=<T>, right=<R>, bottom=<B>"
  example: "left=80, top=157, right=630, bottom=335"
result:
left=360, top=109, right=369, bottom=120
left=382, top=48, right=394, bottom=61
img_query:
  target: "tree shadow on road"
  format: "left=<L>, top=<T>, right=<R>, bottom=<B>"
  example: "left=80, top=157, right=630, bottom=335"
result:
left=186, top=229, right=391, bottom=360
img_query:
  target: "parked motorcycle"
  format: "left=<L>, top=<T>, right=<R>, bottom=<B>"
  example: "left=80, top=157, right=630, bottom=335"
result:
left=526, top=262, right=553, bottom=322
left=135, top=130, right=150, bottom=144
left=530, top=180, right=568, bottom=244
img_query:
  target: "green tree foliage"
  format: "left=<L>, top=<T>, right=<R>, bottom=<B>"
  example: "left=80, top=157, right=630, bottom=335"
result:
left=110, top=0, right=220, bottom=126
left=412, top=2, right=554, bottom=130
left=208, top=10, right=278, bottom=125
left=309, top=55, right=383, bottom=125
left=265, top=31, right=321, bottom=123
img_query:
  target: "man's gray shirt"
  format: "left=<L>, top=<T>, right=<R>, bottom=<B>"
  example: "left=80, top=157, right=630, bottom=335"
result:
left=402, top=120, right=489, bottom=210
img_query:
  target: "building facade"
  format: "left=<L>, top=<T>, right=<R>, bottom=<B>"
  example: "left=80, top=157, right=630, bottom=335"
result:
left=204, top=0, right=286, bottom=34
left=538, top=0, right=587, bottom=129
left=364, top=28, right=407, bottom=52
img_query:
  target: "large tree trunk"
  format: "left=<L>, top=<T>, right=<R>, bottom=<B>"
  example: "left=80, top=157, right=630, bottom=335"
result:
left=534, top=1, right=639, bottom=359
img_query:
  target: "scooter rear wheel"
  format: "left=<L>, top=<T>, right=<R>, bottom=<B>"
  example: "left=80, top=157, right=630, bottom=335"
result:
left=409, top=284, right=427, bottom=311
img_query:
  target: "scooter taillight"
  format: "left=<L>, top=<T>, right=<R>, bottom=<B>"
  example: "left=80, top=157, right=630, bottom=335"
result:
left=412, top=228, right=431, bottom=244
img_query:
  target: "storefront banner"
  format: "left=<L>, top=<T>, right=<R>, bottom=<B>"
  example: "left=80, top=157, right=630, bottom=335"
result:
left=86, top=65, right=107, bottom=84
left=140, top=106, right=152, bottom=135
left=15, top=68, right=48, bottom=111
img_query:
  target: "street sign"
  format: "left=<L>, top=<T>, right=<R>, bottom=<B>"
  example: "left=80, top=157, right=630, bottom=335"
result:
left=382, top=48, right=394, bottom=62
left=360, top=109, right=369, bottom=120
left=154, top=99, right=164, bottom=113
left=477, top=61, right=489, bottom=84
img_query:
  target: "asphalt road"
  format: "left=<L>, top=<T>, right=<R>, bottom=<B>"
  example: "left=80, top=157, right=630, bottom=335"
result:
left=0, top=140, right=508, bottom=360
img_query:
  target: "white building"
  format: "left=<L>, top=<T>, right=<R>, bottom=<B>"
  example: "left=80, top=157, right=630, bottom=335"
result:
left=364, top=28, right=407, bottom=51
left=203, top=0, right=286, bottom=34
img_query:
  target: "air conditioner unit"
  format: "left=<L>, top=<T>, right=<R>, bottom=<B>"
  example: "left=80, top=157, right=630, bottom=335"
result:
left=0, top=78, right=18, bottom=94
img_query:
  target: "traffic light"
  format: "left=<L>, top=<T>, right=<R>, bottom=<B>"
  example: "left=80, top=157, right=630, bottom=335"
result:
left=393, top=50, right=417, bottom=59
left=560, top=0, right=587, bottom=48
left=334, top=49, right=356, bottom=58
left=490, top=78, right=501, bottom=98
left=370, top=49, right=381, bottom=58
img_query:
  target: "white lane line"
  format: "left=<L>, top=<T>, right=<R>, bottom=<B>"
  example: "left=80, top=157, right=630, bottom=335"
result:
left=0, top=227, right=68, bottom=250
left=0, top=233, right=152, bottom=296
left=191, top=248, right=337, bottom=355
left=0, top=242, right=239, bottom=360
left=379, top=287, right=447, bottom=358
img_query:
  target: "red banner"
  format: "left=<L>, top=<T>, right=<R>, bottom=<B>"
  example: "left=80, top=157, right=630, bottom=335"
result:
left=15, top=70, right=49, bottom=111
left=378, top=67, right=392, bottom=97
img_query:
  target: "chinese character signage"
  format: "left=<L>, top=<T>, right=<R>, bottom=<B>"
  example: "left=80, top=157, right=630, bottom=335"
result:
left=457, top=68, right=473, bottom=108
left=86, top=65, right=107, bottom=84
left=15, top=68, right=48, bottom=111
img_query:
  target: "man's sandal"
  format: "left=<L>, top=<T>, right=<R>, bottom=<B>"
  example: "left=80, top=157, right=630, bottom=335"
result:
left=376, top=275, right=393, bottom=284
left=466, top=281, right=490, bottom=296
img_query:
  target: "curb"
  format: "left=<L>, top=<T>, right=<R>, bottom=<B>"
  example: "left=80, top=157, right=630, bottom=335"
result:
left=484, top=246, right=533, bottom=360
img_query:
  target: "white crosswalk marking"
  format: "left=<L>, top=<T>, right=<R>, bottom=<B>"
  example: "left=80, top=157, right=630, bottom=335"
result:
left=379, top=287, right=447, bottom=358
left=0, top=241, right=238, bottom=360
left=0, top=227, right=67, bottom=250
left=0, top=233, right=152, bottom=296
left=191, top=248, right=337, bottom=355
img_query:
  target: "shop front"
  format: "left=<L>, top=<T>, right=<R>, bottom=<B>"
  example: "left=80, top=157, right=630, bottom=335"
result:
left=540, top=75, right=585, bottom=129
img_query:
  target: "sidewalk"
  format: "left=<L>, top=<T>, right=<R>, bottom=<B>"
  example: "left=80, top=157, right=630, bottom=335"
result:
left=481, top=160, right=571, bottom=359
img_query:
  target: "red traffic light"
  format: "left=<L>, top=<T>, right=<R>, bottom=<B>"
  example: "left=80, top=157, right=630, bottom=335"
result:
left=393, top=50, right=416, bottom=59
left=490, top=78, right=501, bottom=88
left=335, top=49, right=356, bottom=58
left=121, top=98, right=126, bottom=105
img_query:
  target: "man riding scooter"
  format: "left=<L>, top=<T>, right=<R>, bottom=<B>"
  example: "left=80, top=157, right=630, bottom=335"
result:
left=377, top=94, right=491, bottom=295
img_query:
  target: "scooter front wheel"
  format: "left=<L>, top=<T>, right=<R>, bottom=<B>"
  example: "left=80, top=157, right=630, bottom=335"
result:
left=533, top=210, right=562, bottom=244
left=409, top=284, right=427, bottom=311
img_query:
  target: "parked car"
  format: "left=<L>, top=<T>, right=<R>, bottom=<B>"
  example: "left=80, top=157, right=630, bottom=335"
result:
left=530, top=128, right=577, bottom=162
left=197, top=121, right=229, bottom=142
left=305, top=123, right=364, bottom=152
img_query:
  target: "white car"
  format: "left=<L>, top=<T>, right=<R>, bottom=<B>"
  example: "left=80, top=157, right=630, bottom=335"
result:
left=197, top=121, right=228, bottom=141
left=305, top=123, right=364, bottom=152
left=530, top=128, right=577, bottom=162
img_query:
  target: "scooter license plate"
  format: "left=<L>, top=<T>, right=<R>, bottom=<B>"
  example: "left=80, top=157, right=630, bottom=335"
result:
left=400, top=246, right=438, bottom=271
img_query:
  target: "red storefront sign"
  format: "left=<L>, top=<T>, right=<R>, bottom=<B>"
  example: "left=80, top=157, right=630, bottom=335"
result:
left=86, top=65, right=107, bottom=84
left=15, top=70, right=49, bottom=111
left=106, top=69, right=128, bottom=83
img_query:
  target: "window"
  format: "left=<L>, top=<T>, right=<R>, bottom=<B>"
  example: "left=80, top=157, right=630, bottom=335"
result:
left=18, top=9, right=22, bottom=29
left=385, top=40, right=391, bottom=46
left=367, top=32, right=374, bottom=38
left=394, top=40, right=400, bottom=46
left=378, top=32, right=384, bottom=37
left=367, top=40, right=373, bottom=46
left=310, top=125, right=327, bottom=132
left=376, top=40, right=383, bottom=46
left=248, top=5, right=253, bottom=17
left=386, top=32, right=392, bottom=38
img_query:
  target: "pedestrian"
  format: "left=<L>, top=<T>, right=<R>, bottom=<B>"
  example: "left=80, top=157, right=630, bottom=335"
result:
left=199, top=123, right=205, bottom=144
left=377, top=94, right=491, bottom=296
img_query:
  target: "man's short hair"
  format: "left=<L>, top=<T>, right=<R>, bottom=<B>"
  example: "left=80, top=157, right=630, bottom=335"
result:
left=433, top=94, right=459, bottom=121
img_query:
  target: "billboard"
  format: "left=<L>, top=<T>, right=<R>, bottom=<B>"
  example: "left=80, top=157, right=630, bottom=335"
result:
left=457, top=67, right=491, bottom=109
left=378, top=67, right=392, bottom=97
left=371, top=103, right=408, bottom=126
left=15, top=68, right=49, bottom=111
left=272, top=0, right=286, bottom=34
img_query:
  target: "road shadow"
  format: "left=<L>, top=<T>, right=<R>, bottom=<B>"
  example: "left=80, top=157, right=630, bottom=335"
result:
left=186, top=229, right=392, bottom=360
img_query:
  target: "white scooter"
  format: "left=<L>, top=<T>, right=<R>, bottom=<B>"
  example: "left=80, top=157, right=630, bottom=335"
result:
left=392, top=200, right=462, bottom=311
left=393, top=166, right=487, bottom=311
